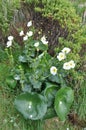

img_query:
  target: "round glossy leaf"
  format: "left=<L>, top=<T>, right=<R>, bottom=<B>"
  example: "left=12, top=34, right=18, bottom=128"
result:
left=14, top=93, right=47, bottom=120
left=44, top=82, right=58, bottom=106
left=54, top=87, right=74, bottom=121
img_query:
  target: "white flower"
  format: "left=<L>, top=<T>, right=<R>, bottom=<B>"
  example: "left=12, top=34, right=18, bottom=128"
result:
left=26, top=31, right=33, bottom=37
left=34, top=42, right=39, bottom=47
left=27, top=21, right=32, bottom=27
left=63, top=62, right=71, bottom=70
left=57, top=52, right=66, bottom=61
left=68, top=60, right=75, bottom=68
left=50, top=66, right=57, bottom=75
left=41, top=36, right=48, bottom=45
left=62, top=47, right=71, bottom=54
left=63, top=60, right=75, bottom=70
left=6, top=40, right=12, bottom=48
left=23, top=35, right=28, bottom=41
left=19, top=30, right=24, bottom=36
left=8, top=36, right=14, bottom=41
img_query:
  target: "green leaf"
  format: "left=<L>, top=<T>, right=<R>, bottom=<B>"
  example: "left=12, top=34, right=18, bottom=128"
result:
left=49, top=74, right=60, bottom=83
left=22, top=84, right=32, bottom=92
left=39, top=42, right=48, bottom=51
left=43, top=108, right=56, bottom=119
left=44, top=82, right=58, bottom=106
left=6, top=76, right=17, bottom=89
left=59, top=74, right=67, bottom=87
left=14, top=93, right=47, bottom=120
left=19, top=55, right=27, bottom=62
left=29, top=76, right=42, bottom=89
left=54, top=87, right=74, bottom=121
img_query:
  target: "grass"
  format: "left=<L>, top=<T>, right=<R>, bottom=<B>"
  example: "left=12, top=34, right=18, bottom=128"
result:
left=74, top=80, right=86, bottom=121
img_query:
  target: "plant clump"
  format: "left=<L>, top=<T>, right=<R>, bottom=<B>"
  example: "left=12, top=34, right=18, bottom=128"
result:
left=5, top=20, right=77, bottom=121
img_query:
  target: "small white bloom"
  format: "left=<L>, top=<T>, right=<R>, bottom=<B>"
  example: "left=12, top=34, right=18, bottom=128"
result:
left=6, top=40, right=12, bottom=47
left=8, top=36, right=14, bottom=41
left=19, top=30, right=24, bottom=36
left=63, top=62, right=71, bottom=70
left=62, top=47, right=71, bottom=54
left=69, top=60, right=75, bottom=68
left=57, top=52, right=66, bottom=61
left=50, top=66, right=57, bottom=75
left=41, top=36, right=48, bottom=45
left=23, top=35, right=28, bottom=41
left=27, top=21, right=32, bottom=27
left=34, top=42, right=39, bottom=47
left=26, top=31, right=33, bottom=37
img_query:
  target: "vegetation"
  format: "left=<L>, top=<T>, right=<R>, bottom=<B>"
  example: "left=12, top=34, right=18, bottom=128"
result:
left=0, top=0, right=86, bottom=130
left=0, top=0, right=20, bottom=34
